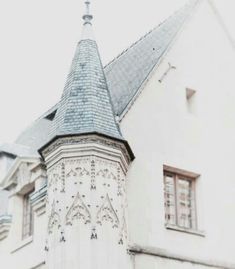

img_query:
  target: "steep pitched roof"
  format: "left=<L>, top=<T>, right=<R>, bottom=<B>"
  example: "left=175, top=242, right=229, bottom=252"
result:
left=105, top=0, right=199, bottom=116
left=51, top=39, right=122, bottom=140
left=14, top=0, right=199, bottom=155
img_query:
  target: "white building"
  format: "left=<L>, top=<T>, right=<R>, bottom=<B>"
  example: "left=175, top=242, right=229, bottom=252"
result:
left=0, top=0, right=235, bottom=268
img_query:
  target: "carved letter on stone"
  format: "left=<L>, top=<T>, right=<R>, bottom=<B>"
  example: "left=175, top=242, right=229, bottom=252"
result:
left=97, top=194, right=119, bottom=228
left=66, top=193, right=91, bottom=226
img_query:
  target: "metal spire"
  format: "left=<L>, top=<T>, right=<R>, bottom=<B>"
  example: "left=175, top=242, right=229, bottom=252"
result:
left=83, top=0, right=93, bottom=25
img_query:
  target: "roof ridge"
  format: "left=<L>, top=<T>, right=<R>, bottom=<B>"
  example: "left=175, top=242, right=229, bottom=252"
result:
left=104, top=26, right=157, bottom=69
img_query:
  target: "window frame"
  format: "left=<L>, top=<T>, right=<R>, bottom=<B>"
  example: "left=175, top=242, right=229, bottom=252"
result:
left=163, top=165, right=199, bottom=232
left=22, top=190, right=34, bottom=240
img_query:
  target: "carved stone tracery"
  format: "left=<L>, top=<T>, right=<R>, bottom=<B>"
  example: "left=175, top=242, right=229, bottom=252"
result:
left=97, top=194, right=119, bottom=229
left=46, top=154, right=128, bottom=245
left=96, top=168, right=117, bottom=180
left=66, top=192, right=91, bottom=226
left=118, top=210, right=127, bottom=245
left=91, top=159, right=96, bottom=190
left=48, top=201, right=61, bottom=234
left=42, top=135, right=132, bottom=164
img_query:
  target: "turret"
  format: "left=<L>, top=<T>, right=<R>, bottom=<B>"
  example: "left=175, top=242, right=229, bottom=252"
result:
left=39, top=1, right=134, bottom=268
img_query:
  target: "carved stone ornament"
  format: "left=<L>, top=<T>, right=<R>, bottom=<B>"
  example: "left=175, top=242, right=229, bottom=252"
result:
left=46, top=155, right=129, bottom=245
left=97, top=194, right=119, bottom=228
left=48, top=169, right=61, bottom=192
left=66, top=167, right=89, bottom=178
left=48, top=201, right=61, bottom=234
left=44, top=239, right=49, bottom=252
left=66, top=192, right=91, bottom=226
left=42, top=135, right=132, bottom=164
left=118, top=213, right=127, bottom=245
left=61, top=163, right=65, bottom=192
left=60, top=229, right=66, bottom=242
left=117, top=167, right=122, bottom=196
left=90, top=159, right=96, bottom=190
left=91, top=226, right=98, bottom=240
left=96, top=168, right=117, bottom=180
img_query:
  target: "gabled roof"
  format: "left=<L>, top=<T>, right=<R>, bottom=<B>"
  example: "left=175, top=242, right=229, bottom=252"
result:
left=105, top=0, right=199, bottom=116
left=1, top=156, right=41, bottom=190
left=13, top=0, right=198, bottom=155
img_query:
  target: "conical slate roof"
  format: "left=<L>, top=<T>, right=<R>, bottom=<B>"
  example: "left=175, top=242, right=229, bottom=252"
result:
left=16, top=0, right=198, bottom=157
left=51, top=4, right=123, bottom=141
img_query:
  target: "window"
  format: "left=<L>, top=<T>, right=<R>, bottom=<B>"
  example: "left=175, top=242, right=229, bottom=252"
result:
left=164, top=167, right=198, bottom=230
left=22, top=191, right=34, bottom=239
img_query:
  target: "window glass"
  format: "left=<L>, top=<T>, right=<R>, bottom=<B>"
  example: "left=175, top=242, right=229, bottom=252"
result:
left=22, top=191, right=34, bottom=239
left=164, top=171, right=197, bottom=230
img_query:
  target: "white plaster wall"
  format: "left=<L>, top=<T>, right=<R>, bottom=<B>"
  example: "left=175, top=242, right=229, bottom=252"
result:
left=0, top=192, right=47, bottom=269
left=0, top=155, right=7, bottom=183
left=1, top=1, right=235, bottom=269
left=121, top=0, right=235, bottom=267
left=0, top=190, right=9, bottom=215
left=0, top=155, right=14, bottom=184
left=0, top=168, right=47, bottom=269
left=134, top=254, right=219, bottom=269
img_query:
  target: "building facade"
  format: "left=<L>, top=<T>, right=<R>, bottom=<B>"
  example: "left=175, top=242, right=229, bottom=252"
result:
left=1, top=0, right=235, bottom=268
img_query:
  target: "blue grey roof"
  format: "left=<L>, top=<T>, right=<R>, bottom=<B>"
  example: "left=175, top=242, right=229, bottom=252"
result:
left=105, top=0, right=198, bottom=115
left=16, top=117, right=53, bottom=155
left=13, top=0, right=198, bottom=155
left=50, top=38, right=123, bottom=141
left=0, top=143, right=37, bottom=157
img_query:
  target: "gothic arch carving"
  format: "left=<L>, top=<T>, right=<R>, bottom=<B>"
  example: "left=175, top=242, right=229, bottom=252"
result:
left=96, top=169, right=117, bottom=180
left=66, top=192, right=91, bottom=226
left=96, top=194, right=119, bottom=228
left=66, top=169, right=77, bottom=178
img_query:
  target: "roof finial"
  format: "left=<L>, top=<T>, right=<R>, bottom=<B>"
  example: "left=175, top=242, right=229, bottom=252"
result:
left=83, top=0, right=93, bottom=25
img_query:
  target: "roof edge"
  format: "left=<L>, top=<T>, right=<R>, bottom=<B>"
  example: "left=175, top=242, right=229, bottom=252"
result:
left=104, top=0, right=199, bottom=70
left=38, top=132, right=135, bottom=161
left=119, top=0, right=201, bottom=120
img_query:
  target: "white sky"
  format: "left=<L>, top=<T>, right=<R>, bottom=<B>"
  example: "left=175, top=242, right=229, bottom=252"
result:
left=0, top=0, right=234, bottom=144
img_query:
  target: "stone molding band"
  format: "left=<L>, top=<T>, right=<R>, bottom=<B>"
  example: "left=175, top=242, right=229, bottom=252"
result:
left=40, top=134, right=134, bottom=163
left=129, top=245, right=235, bottom=269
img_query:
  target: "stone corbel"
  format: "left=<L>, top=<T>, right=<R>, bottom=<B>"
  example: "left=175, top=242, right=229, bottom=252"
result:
left=31, top=184, right=47, bottom=216
left=0, top=215, right=12, bottom=240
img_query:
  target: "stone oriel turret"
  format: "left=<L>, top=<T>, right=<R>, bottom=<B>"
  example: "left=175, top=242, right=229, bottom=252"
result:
left=39, top=1, right=134, bottom=268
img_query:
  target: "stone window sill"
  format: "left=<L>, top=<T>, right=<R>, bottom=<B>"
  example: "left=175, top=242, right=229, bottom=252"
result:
left=165, top=224, right=205, bottom=237
left=11, top=235, right=33, bottom=253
